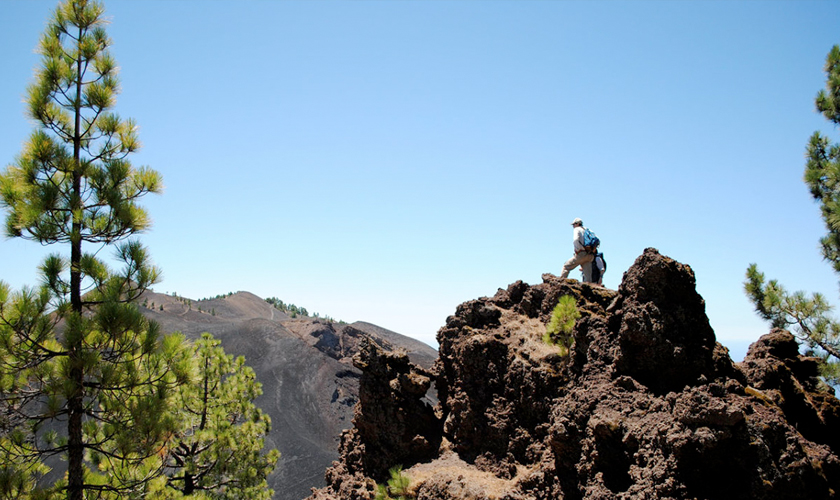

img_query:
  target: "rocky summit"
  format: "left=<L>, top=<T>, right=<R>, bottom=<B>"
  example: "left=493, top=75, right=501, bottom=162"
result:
left=308, top=248, right=840, bottom=500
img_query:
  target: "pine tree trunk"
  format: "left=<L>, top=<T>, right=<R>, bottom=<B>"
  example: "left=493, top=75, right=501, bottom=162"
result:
left=67, top=25, right=85, bottom=500
left=184, top=472, right=195, bottom=496
left=67, top=360, right=84, bottom=500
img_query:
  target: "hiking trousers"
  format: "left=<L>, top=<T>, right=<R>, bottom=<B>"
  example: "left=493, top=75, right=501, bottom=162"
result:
left=560, top=252, right=595, bottom=282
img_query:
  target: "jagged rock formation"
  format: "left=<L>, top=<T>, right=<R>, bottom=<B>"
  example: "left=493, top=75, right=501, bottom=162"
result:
left=138, top=291, right=437, bottom=500
left=309, top=248, right=840, bottom=500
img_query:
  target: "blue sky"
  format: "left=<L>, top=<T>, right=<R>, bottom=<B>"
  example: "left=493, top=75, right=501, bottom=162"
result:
left=1, top=0, right=839, bottom=361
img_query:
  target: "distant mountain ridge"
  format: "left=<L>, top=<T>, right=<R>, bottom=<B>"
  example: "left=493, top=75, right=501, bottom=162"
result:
left=138, top=290, right=438, bottom=500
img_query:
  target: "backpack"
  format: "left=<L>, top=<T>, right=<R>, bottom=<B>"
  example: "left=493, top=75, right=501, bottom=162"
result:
left=582, top=227, right=600, bottom=252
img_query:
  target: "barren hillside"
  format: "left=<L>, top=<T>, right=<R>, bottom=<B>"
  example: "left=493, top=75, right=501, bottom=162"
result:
left=139, top=291, right=437, bottom=500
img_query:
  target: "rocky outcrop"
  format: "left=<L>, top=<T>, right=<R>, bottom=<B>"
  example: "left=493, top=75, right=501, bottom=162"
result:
left=310, top=340, right=442, bottom=500
left=309, top=248, right=840, bottom=500
left=738, top=329, right=840, bottom=453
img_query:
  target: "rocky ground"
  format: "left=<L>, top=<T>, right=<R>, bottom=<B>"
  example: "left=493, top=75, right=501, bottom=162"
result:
left=308, top=248, right=840, bottom=500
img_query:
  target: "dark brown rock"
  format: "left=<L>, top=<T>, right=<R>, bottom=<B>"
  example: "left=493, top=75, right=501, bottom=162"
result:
left=611, top=248, right=721, bottom=394
left=739, top=328, right=840, bottom=452
left=351, top=338, right=442, bottom=479
left=309, top=249, right=840, bottom=500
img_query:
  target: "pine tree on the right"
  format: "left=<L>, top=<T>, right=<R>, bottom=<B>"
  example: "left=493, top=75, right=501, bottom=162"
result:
left=745, top=45, right=840, bottom=386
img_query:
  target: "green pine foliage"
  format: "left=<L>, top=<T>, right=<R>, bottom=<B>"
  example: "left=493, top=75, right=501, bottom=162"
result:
left=155, top=333, right=279, bottom=499
left=375, top=466, right=413, bottom=500
left=0, top=2, right=277, bottom=499
left=745, top=45, right=840, bottom=386
left=265, top=297, right=309, bottom=317
left=543, top=295, right=580, bottom=357
left=745, top=265, right=840, bottom=386
left=265, top=296, right=345, bottom=323
left=805, top=45, right=840, bottom=272
left=198, top=292, right=233, bottom=302
left=0, top=1, right=191, bottom=498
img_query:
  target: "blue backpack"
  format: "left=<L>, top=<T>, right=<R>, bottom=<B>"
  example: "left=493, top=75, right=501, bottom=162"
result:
left=583, top=227, right=600, bottom=251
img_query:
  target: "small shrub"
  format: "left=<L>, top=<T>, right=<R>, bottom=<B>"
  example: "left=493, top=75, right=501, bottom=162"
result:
left=375, top=466, right=412, bottom=500
left=544, top=295, right=580, bottom=356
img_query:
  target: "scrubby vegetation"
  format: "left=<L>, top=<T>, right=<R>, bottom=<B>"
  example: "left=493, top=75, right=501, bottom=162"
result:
left=265, top=296, right=345, bottom=323
left=375, top=466, right=413, bottom=500
left=199, top=292, right=236, bottom=301
left=543, top=295, right=581, bottom=356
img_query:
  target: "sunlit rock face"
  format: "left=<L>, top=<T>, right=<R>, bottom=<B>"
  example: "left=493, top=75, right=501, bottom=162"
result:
left=309, top=248, right=840, bottom=500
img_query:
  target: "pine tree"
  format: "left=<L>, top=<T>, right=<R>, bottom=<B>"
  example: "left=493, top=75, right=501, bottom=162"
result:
left=745, top=45, right=840, bottom=385
left=0, top=1, right=191, bottom=498
left=162, top=333, right=279, bottom=499
left=543, top=295, right=580, bottom=357
left=374, top=466, right=412, bottom=500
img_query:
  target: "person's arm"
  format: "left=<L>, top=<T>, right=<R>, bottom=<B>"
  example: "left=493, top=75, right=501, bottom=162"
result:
left=572, top=227, right=584, bottom=253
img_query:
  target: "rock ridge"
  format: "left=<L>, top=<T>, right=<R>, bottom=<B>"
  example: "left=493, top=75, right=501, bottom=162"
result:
left=309, top=248, right=840, bottom=500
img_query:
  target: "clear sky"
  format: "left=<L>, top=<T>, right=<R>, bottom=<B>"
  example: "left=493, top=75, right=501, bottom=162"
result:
left=2, top=0, right=839, bottom=361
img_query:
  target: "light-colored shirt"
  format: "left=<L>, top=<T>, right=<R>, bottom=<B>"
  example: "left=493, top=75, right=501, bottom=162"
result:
left=573, top=226, right=585, bottom=253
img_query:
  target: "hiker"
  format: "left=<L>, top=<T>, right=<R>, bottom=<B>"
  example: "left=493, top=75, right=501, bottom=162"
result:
left=591, top=251, right=607, bottom=286
left=560, top=218, right=595, bottom=282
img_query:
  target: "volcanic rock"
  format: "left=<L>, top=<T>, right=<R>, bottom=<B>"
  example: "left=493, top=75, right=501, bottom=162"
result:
left=308, top=248, right=840, bottom=500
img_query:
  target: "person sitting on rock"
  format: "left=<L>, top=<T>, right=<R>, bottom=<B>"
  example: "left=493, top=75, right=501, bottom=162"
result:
left=559, top=217, right=595, bottom=282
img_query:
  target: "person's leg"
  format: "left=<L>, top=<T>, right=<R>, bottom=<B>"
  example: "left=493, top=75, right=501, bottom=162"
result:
left=581, top=253, right=595, bottom=282
left=560, top=252, right=590, bottom=279
left=559, top=255, right=578, bottom=279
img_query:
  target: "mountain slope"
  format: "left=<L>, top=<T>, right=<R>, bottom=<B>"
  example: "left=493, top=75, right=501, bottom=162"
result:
left=139, top=290, right=437, bottom=500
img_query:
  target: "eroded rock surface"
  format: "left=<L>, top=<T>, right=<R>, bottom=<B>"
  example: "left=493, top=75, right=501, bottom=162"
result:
left=309, top=248, right=840, bottom=500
